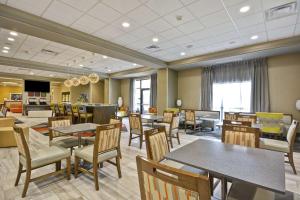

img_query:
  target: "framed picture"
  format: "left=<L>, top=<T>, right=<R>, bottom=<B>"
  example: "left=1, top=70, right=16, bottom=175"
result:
left=28, top=92, right=34, bottom=97
left=41, top=92, right=46, bottom=97
left=34, top=92, right=41, bottom=97
left=10, top=93, right=22, bottom=101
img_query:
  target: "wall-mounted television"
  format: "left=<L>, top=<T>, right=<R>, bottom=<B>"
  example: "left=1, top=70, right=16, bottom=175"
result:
left=24, top=80, right=50, bottom=93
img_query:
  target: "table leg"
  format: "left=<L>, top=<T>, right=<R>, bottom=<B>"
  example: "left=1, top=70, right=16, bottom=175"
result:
left=221, top=177, right=227, bottom=200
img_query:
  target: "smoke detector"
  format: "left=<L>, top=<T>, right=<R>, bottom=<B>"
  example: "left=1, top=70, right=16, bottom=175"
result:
left=41, top=49, right=59, bottom=56
left=265, top=2, right=298, bottom=21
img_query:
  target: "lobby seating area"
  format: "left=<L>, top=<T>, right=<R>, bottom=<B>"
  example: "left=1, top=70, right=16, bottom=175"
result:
left=0, top=1, right=300, bottom=200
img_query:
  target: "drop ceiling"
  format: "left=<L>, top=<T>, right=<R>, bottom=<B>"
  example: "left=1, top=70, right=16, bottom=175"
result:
left=0, top=0, right=299, bottom=76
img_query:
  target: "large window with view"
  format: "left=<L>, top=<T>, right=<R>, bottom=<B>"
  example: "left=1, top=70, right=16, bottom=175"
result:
left=213, top=81, right=251, bottom=120
left=133, top=78, right=151, bottom=113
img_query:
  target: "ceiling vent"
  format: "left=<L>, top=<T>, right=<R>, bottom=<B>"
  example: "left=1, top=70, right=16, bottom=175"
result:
left=145, top=45, right=161, bottom=53
left=41, top=49, right=59, bottom=56
left=265, top=2, right=298, bottom=21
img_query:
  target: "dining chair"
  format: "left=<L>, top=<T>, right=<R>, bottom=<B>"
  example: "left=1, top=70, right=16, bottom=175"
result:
left=71, top=104, right=79, bottom=123
left=2, top=106, right=8, bottom=117
left=48, top=116, right=78, bottom=154
left=223, top=119, right=252, bottom=127
left=166, top=114, right=180, bottom=148
left=65, top=104, right=72, bottom=116
left=58, top=104, right=65, bottom=116
left=260, top=120, right=299, bottom=174
left=129, top=113, right=150, bottom=149
left=222, top=125, right=260, bottom=148
left=136, top=156, right=211, bottom=200
left=154, top=111, right=174, bottom=127
left=13, top=126, right=71, bottom=198
left=50, top=103, right=56, bottom=117
left=74, top=123, right=122, bottom=191
left=78, top=105, right=93, bottom=123
left=224, top=112, right=238, bottom=121
left=185, top=109, right=202, bottom=132
left=237, top=114, right=257, bottom=124
left=144, top=127, right=209, bottom=177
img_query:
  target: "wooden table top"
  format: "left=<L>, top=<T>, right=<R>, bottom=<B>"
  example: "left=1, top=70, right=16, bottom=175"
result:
left=165, top=139, right=285, bottom=193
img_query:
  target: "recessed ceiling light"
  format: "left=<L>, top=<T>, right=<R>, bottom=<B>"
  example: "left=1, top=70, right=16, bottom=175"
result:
left=152, top=37, right=159, bottom=42
left=49, top=74, right=54, bottom=77
left=8, top=37, right=15, bottom=41
left=122, top=22, right=130, bottom=28
left=102, top=55, right=108, bottom=59
left=251, top=35, right=258, bottom=40
left=10, top=31, right=18, bottom=36
left=2, top=50, right=9, bottom=53
left=3, top=46, right=10, bottom=50
left=79, top=64, right=83, bottom=67
left=29, top=72, right=34, bottom=75
left=180, top=52, right=186, bottom=56
left=133, top=63, right=137, bottom=66
left=107, top=69, right=111, bottom=72
left=240, top=5, right=250, bottom=13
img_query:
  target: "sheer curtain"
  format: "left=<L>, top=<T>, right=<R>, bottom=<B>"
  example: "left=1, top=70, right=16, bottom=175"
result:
left=201, top=58, right=270, bottom=112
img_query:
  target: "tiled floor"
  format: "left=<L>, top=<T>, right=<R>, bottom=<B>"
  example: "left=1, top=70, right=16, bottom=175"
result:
left=0, top=115, right=299, bottom=200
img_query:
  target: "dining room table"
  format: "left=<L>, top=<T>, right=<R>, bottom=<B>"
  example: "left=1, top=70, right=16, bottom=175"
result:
left=141, top=114, right=163, bottom=127
left=165, top=139, right=285, bottom=200
left=50, top=123, right=98, bottom=147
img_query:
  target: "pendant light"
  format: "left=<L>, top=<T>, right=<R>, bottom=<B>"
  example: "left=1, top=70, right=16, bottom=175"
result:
left=64, top=79, right=72, bottom=87
left=88, top=73, right=100, bottom=83
left=80, top=75, right=89, bottom=85
left=72, top=77, right=80, bottom=86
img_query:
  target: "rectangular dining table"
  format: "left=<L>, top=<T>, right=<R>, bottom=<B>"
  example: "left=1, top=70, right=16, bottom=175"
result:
left=51, top=123, right=98, bottom=146
left=141, top=114, right=163, bottom=127
left=165, top=139, right=285, bottom=200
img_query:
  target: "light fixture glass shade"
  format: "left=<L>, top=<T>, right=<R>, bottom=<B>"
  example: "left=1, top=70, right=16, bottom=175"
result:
left=80, top=76, right=90, bottom=85
left=64, top=79, right=72, bottom=87
left=176, top=99, right=182, bottom=107
left=88, top=73, right=100, bottom=83
left=118, top=97, right=123, bottom=107
left=296, top=100, right=300, bottom=111
left=71, top=77, right=80, bottom=86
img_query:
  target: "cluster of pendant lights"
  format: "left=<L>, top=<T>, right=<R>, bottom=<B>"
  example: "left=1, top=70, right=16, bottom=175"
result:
left=64, top=73, right=100, bottom=88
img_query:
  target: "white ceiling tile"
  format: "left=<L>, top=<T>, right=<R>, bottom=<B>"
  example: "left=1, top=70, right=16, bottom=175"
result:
left=179, top=0, right=198, bottom=6
left=239, top=23, right=266, bottom=36
left=169, top=35, right=193, bottom=46
left=43, top=0, right=82, bottom=26
left=163, top=7, right=195, bottom=26
left=235, top=12, right=265, bottom=29
left=177, top=20, right=205, bottom=34
left=71, top=15, right=106, bottom=34
left=60, top=0, right=98, bottom=12
left=267, top=25, right=295, bottom=40
left=242, top=31, right=267, bottom=45
left=102, top=0, right=142, bottom=14
left=146, top=0, right=183, bottom=16
left=113, top=33, right=139, bottom=45
left=187, top=0, right=224, bottom=18
left=127, top=5, right=159, bottom=25
left=227, top=0, right=263, bottom=19
left=93, top=25, right=125, bottom=40
left=159, top=28, right=184, bottom=40
left=295, top=24, right=300, bottom=36
left=213, top=31, right=239, bottom=43
left=222, top=0, right=246, bottom=7
left=266, top=15, right=297, bottom=31
left=262, top=0, right=295, bottom=10
left=199, top=10, right=231, bottom=27
left=129, top=27, right=154, bottom=39
left=207, top=22, right=236, bottom=34
left=88, top=3, right=122, bottom=23
left=145, top=19, right=173, bottom=33
left=7, top=0, right=52, bottom=16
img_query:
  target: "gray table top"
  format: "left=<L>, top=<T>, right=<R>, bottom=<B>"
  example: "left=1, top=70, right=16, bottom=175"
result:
left=51, top=123, right=98, bottom=135
left=141, top=114, right=163, bottom=121
left=165, top=139, right=285, bottom=193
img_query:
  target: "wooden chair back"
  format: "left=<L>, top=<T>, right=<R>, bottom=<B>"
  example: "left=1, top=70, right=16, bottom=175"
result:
left=224, top=112, right=238, bottom=121
left=286, top=120, right=299, bottom=151
left=110, top=118, right=122, bottom=124
left=94, top=123, right=121, bottom=156
left=136, top=156, right=211, bottom=200
left=185, top=110, right=195, bottom=123
left=237, top=115, right=257, bottom=124
left=144, top=127, right=169, bottom=162
left=78, top=105, right=87, bottom=114
left=129, top=113, right=142, bottom=134
left=72, top=105, right=79, bottom=113
left=170, top=114, right=180, bottom=130
left=163, top=111, right=174, bottom=123
left=65, top=104, right=72, bottom=115
left=48, top=116, right=72, bottom=140
left=222, top=125, right=260, bottom=148
left=13, top=127, right=31, bottom=162
left=58, top=104, right=65, bottom=115
left=223, top=120, right=252, bottom=127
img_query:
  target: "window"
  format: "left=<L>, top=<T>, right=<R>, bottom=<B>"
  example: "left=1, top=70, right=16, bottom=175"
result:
left=213, top=81, right=251, bottom=119
left=133, top=78, right=151, bottom=113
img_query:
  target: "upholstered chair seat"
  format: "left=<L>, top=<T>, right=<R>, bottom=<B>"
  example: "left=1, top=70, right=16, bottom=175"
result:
left=259, top=138, right=289, bottom=153
left=20, top=146, right=70, bottom=169
left=75, top=145, right=118, bottom=163
left=80, top=113, right=93, bottom=118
